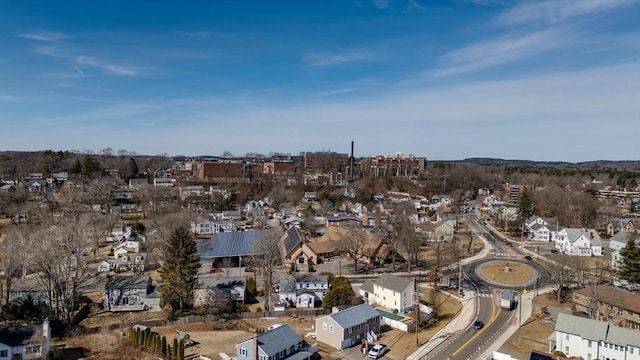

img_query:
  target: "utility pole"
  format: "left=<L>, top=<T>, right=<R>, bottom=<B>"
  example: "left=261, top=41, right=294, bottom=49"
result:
left=414, top=277, right=419, bottom=347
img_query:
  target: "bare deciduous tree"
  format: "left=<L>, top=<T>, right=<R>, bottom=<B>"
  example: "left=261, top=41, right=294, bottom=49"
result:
left=250, top=230, right=282, bottom=311
left=337, top=228, right=369, bottom=274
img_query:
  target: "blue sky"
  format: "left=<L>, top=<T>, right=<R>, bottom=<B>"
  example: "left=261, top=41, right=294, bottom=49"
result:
left=0, top=0, right=638, bottom=161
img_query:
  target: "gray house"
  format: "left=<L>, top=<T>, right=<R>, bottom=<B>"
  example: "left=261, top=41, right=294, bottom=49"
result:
left=104, top=275, right=153, bottom=312
left=315, top=304, right=382, bottom=350
left=9, top=277, right=49, bottom=306
left=194, top=277, right=246, bottom=306
left=277, top=275, right=329, bottom=308
left=235, top=324, right=315, bottom=360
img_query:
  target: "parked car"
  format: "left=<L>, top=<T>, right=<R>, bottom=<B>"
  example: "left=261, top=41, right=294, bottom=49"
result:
left=267, top=324, right=282, bottom=331
left=473, top=320, right=484, bottom=330
left=368, top=344, right=388, bottom=359
left=506, top=242, right=513, bottom=247
left=524, top=255, right=532, bottom=260
left=550, top=249, right=559, bottom=254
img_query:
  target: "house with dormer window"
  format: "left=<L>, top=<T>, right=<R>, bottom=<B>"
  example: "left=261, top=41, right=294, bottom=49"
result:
left=554, top=228, right=603, bottom=256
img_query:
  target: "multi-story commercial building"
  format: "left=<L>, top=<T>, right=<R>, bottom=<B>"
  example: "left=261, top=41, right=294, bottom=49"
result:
left=359, top=153, right=426, bottom=178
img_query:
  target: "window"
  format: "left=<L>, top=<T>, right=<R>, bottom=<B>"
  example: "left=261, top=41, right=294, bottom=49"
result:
left=241, top=349, right=247, bottom=356
left=322, top=322, right=327, bottom=330
left=630, top=347, right=634, bottom=354
left=0, top=350, right=7, bottom=358
left=259, top=355, right=266, bottom=360
left=566, top=334, right=570, bottom=340
left=329, top=325, right=334, bottom=333
left=588, top=340, right=592, bottom=347
left=615, top=345, right=619, bottom=351
left=587, top=354, right=591, bottom=360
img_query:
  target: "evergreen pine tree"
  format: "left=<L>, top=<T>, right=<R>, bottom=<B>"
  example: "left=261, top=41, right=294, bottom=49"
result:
left=162, top=336, right=167, bottom=357
left=618, top=237, right=640, bottom=283
left=173, top=338, right=179, bottom=359
left=161, top=227, right=200, bottom=311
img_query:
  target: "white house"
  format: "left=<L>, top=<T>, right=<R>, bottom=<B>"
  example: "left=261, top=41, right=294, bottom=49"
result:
left=358, top=273, right=414, bottom=313
left=609, top=231, right=640, bottom=270
left=235, top=324, right=314, bottom=360
left=554, top=228, right=603, bottom=256
left=277, top=275, right=329, bottom=308
left=551, top=312, right=640, bottom=360
left=0, top=320, right=51, bottom=360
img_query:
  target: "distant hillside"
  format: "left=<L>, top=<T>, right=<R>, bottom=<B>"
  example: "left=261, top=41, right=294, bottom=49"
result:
left=433, top=158, right=640, bottom=170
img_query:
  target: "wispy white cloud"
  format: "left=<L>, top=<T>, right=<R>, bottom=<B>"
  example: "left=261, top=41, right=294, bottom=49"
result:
left=372, top=0, right=389, bottom=9
left=495, top=0, right=639, bottom=26
left=5, top=63, right=637, bottom=161
left=74, top=56, right=139, bottom=76
left=432, top=27, right=571, bottom=76
left=18, top=30, right=67, bottom=42
left=185, top=31, right=213, bottom=38
left=310, top=88, right=360, bottom=97
left=0, top=94, right=29, bottom=103
left=305, top=51, right=376, bottom=67
left=468, top=0, right=512, bottom=6
left=32, top=45, right=66, bottom=58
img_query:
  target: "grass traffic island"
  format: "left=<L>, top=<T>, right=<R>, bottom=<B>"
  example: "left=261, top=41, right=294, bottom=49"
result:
left=478, top=260, right=535, bottom=285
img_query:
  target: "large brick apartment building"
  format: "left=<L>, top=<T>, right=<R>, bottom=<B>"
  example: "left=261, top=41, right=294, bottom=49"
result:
left=359, top=153, right=427, bottom=178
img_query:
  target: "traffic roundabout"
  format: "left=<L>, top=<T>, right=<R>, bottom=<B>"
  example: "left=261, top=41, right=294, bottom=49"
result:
left=473, top=259, right=539, bottom=288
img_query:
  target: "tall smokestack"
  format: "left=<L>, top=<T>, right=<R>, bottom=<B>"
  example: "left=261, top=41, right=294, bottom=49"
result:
left=350, top=140, right=354, bottom=182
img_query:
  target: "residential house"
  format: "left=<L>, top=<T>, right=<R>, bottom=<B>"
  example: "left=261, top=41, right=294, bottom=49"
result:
left=555, top=228, right=603, bottom=256
left=235, top=324, right=315, bottom=360
left=113, top=237, right=141, bottom=259
left=104, top=275, right=154, bottom=312
left=526, top=217, right=554, bottom=241
left=153, top=177, right=174, bottom=188
left=194, top=277, right=246, bottom=306
left=606, top=218, right=640, bottom=237
left=277, top=275, right=329, bottom=308
left=179, top=185, right=205, bottom=201
left=8, top=277, right=49, bottom=306
left=315, top=304, right=382, bottom=350
left=415, top=221, right=455, bottom=241
left=28, top=179, right=47, bottom=192
left=550, top=312, right=640, bottom=360
left=128, top=178, right=149, bottom=189
left=609, top=231, right=640, bottom=270
left=191, top=218, right=238, bottom=238
left=326, top=213, right=361, bottom=228
left=113, top=252, right=148, bottom=272
left=361, top=212, right=390, bottom=228
left=307, top=241, right=338, bottom=262
left=572, top=285, right=640, bottom=330
left=554, top=228, right=603, bottom=256
left=358, top=274, right=414, bottom=313
left=280, top=226, right=319, bottom=271
left=0, top=320, right=51, bottom=360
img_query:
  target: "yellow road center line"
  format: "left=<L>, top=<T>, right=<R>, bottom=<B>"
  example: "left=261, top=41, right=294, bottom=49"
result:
left=451, top=295, right=501, bottom=357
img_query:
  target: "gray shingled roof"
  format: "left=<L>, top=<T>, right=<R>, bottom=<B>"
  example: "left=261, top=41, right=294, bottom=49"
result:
left=257, top=324, right=305, bottom=356
left=105, top=275, right=150, bottom=290
left=295, top=275, right=328, bottom=285
left=556, top=313, right=640, bottom=348
left=563, top=228, right=602, bottom=245
left=530, top=223, right=544, bottom=231
left=359, top=280, right=374, bottom=294
left=201, top=229, right=281, bottom=258
left=610, top=231, right=640, bottom=248
left=375, top=273, right=412, bottom=293
left=0, top=325, right=41, bottom=347
left=326, top=304, right=380, bottom=329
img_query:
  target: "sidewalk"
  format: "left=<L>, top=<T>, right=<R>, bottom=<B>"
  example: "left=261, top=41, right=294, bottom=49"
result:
left=405, top=290, right=478, bottom=360
left=406, top=231, right=492, bottom=360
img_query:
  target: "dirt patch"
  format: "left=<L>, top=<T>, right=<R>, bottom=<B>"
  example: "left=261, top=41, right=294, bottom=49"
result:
left=59, top=289, right=462, bottom=360
left=479, top=261, right=534, bottom=285
left=499, top=310, right=556, bottom=359
left=375, top=288, right=462, bottom=359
